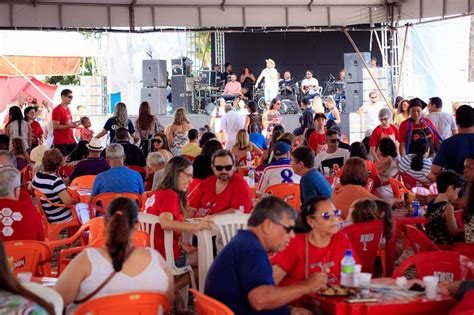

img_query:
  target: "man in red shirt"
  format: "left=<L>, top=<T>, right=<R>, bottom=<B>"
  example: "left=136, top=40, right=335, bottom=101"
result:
left=189, top=149, right=252, bottom=217
left=308, top=112, right=327, bottom=154
left=0, top=167, right=44, bottom=241
left=52, top=89, right=79, bottom=156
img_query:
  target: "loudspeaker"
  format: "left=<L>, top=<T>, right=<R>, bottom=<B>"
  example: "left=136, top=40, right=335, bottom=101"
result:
left=141, top=87, right=168, bottom=115
left=344, top=52, right=371, bottom=83
left=142, top=60, right=167, bottom=88
left=345, top=83, right=364, bottom=113
left=171, top=75, right=193, bottom=112
left=280, top=99, right=299, bottom=114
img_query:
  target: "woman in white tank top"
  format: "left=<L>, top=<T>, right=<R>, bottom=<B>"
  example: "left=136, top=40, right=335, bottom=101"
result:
left=5, top=106, right=32, bottom=151
left=54, top=197, right=174, bottom=313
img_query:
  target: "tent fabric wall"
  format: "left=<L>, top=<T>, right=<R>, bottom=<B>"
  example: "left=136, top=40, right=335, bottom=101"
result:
left=0, top=56, right=81, bottom=76
left=0, top=1, right=471, bottom=30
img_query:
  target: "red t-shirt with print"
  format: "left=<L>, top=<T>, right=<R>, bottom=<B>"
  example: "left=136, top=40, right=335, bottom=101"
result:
left=144, top=189, right=182, bottom=259
left=308, top=131, right=326, bottom=154
left=52, top=104, right=75, bottom=145
left=0, top=199, right=45, bottom=242
left=369, top=124, right=399, bottom=148
left=272, top=232, right=359, bottom=288
left=188, top=174, right=252, bottom=217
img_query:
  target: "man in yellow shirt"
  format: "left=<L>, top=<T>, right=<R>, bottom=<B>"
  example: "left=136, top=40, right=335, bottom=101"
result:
left=180, top=129, right=201, bottom=158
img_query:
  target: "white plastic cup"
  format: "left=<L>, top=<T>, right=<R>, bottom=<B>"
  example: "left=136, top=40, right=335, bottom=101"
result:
left=353, top=264, right=362, bottom=287
left=358, top=272, right=372, bottom=297
left=423, top=276, right=439, bottom=299
left=355, top=264, right=362, bottom=273
left=17, top=272, right=32, bottom=283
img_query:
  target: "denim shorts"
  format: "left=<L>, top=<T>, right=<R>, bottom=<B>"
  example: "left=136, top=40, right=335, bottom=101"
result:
left=175, top=250, right=189, bottom=268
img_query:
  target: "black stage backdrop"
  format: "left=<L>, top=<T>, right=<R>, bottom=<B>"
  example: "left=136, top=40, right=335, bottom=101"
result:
left=214, top=31, right=382, bottom=86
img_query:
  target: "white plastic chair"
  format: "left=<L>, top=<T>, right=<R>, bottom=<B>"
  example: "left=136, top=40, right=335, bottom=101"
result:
left=137, top=213, right=196, bottom=308
left=212, top=213, right=250, bottom=247
left=22, top=282, right=64, bottom=315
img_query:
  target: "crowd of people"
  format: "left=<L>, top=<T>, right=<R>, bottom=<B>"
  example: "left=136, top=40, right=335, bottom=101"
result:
left=1, top=86, right=474, bottom=315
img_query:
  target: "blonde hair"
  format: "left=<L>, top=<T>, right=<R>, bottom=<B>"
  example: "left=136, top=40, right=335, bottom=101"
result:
left=278, top=132, right=296, bottom=146
left=312, top=96, right=325, bottom=113
left=234, top=129, right=251, bottom=150
left=173, top=107, right=190, bottom=125
left=113, top=102, right=128, bottom=128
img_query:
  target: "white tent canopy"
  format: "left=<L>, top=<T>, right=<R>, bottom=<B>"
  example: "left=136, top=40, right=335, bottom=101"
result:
left=0, top=0, right=472, bottom=30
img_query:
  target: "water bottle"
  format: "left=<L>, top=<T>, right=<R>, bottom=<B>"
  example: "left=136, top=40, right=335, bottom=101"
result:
left=235, top=205, right=245, bottom=214
left=340, top=249, right=356, bottom=287
left=248, top=167, right=255, bottom=186
left=412, top=201, right=420, bottom=217
left=246, top=151, right=252, bottom=168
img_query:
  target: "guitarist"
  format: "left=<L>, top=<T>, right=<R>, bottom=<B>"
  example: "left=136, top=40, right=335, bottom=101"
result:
left=278, top=70, right=296, bottom=100
left=301, top=69, right=320, bottom=100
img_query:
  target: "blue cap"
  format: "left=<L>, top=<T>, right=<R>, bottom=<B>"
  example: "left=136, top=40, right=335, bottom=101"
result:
left=345, top=249, right=352, bottom=256
left=272, top=141, right=291, bottom=156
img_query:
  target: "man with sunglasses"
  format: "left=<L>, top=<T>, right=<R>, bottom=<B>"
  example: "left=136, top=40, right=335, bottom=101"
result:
left=52, top=89, right=80, bottom=156
left=189, top=149, right=252, bottom=217
left=205, top=196, right=328, bottom=315
left=358, top=91, right=387, bottom=131
left=314, top=129, right=350, bottom=173
left=368, top=108, right=399, bottom=159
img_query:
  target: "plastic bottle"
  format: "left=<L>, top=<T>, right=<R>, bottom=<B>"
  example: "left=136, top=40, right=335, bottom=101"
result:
left=248, top=167, right=255, bottom=186
left=246, top=151, right=252, bottom=168
left=236, top=205, right=245, bottom=214
left=340, top=249, right=356, bottom=287
left=412, top=200, right=420, bottom=217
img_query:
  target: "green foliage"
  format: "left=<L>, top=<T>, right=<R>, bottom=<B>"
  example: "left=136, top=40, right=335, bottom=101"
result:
left=43, top=56, right=94, bottom=85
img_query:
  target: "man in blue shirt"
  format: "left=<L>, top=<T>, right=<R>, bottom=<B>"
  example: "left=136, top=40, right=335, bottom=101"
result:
left=249, top=123, right=268, bottom=150
left=90, top=143, right=144, bottom=201
left=290, top=146, right=332, bottom=205
left=205, top=196, right=327, bottom=314
left=430, top=105, right=474, bottom=179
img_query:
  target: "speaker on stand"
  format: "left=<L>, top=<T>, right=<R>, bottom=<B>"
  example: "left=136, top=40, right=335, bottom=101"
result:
left=141, top=59, right=168, bottom=115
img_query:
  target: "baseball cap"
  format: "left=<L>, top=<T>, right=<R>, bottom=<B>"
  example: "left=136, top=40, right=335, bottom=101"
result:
left=314, top=112, right=327, bottom=120
left=273, top=141, right=291, bottom=156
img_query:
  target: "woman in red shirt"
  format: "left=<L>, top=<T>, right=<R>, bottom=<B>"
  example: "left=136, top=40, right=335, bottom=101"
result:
left=272, top=196, right=359, bottom=304
left=368, top=108, right=399, bottom=159
left=24, top=106, right=43, bottom=149
left=144, top=156, right=212, bottom=268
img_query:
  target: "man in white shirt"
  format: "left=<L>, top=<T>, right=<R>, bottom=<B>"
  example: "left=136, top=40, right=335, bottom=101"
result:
left=301, top=70, right=319, bottom=100
left=426, top=97, right=457, bottom=140
left=220, top=104, right=244, bottom=149
left=256, top=141, right=301, bottom=196
left=314, top=129, right=350, bottom=172
left=358, top=91, right=385, bottom=131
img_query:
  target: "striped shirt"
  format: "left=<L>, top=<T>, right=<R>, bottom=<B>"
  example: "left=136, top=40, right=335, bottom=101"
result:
left=398, top=154, right=432, bottom=186
left=32, top=172, right=72, bottom=223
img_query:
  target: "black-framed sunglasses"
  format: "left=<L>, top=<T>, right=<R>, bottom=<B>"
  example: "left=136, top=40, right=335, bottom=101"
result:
left=152, top=139, right=163, bottom=144
left=329, top=139, right=338, bottom=143
left=271, top=220, right=296, bottom=234
left=66, top=95, right=73, bottom=99
left=214, top=164, right=233, bottom=171
left=309, top=209, right=342, bottom=221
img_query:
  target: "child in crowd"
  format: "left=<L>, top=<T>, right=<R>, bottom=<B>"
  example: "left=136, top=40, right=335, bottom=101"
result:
left=426, top=170, right=464, bottom=245
left=79, top=116, right=94, bottom=142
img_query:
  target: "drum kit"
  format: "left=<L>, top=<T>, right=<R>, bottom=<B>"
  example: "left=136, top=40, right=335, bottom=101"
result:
left=322, top=74, right=346, bottom=113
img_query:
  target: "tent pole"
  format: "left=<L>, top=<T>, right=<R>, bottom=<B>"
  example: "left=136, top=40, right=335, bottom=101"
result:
left=396, top=24, right=410, bottom=97
left=0, top=55, right=55, bottom=105
left=343, top=28, right=392, bottom=110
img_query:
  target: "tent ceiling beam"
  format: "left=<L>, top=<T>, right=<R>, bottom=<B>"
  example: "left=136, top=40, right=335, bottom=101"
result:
left=307, top=0, right=314, bottom=12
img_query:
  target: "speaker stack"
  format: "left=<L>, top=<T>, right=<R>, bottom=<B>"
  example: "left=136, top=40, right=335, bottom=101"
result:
left=141, top=60, right=168, bottom=115
left=171, top=58, right=193, bottom=112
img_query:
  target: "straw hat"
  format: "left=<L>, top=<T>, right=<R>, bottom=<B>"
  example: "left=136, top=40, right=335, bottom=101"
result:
left=30, top=145, right=48, bottom=164
left=86, top=138, right=104, bottom=151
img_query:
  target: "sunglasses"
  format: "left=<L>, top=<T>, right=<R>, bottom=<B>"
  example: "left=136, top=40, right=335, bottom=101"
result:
left=329, top=139, right=338, bottom=143
left=214, top=164, right=233, bottom=171
left=66, top=95, right=73, bottom=99
left=310, top=209, right=342, bottom=221
left=153, top=139, right=163, bottom=143
left=272, top=220, right=296, bottom=234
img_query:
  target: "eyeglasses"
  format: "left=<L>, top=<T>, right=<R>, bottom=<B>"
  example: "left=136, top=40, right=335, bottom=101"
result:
left=371, top=97, right=377, bottom=99
left=309, top=209, right=342, bottom=221
left=271, top=220, right=296, bottom=234
left=379, top=118, right=389, bottom=121
left=214, top=164, right=233, bottom=171
left=180, top=171, right=193, bottom=179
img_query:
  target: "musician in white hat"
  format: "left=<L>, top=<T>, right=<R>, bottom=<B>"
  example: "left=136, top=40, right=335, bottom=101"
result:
left=256, top=59, right=280, bottom=104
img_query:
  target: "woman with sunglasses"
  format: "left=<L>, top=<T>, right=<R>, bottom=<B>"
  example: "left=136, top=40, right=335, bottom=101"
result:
left=272, top=196, right=359, bottom=307
left=263, top=98, right=283, bottom=139
left=151, top=132, right=174, bottom=163
left=368, top=108, right=399, bottom=160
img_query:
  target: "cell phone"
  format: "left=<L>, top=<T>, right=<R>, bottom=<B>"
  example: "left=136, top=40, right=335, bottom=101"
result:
left=345, top=297, right=379, bottom=303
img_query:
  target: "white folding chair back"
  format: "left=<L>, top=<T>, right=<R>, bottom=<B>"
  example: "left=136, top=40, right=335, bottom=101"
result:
left=22, top=282, right=64, bottom=315
left=137, top=212, right=196, bottom=307
left=212, top=213, right=250, bottom=247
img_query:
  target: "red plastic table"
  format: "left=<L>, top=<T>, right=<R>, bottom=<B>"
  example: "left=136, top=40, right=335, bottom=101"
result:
left=309, top=278, right=455, bottom=315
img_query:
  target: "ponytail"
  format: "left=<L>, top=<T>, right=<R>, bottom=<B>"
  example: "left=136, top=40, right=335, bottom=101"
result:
left=105, top=197, right=139, bottom=272
left=410, top=138, right=429, bottom=172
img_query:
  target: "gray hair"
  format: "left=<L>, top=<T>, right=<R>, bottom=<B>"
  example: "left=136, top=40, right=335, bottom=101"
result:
left=0, top=150, right=16, bottom=168
left=379, top=107, right=392, bottom=119
left=224, top=104, right=233, bottom=113
left=106, top=143, right=125, bottom=160
left=248, top=195, right=297, bottom=227
left=0, top=167, right=21, bottom=197
left=147, top=152, right=166, bottom=167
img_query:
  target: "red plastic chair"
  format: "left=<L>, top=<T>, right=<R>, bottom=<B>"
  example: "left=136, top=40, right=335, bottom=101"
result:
left=452, top=243, right=474, bottom=260
left=403, top=225, right=440, bottom=254
left=141, top=191, right=156, bottom=212
left=74, top=291, right=170, bottom=315
left=190, top=289, right=234, bottom=315
left=264, top=183, right=301, bottom=212
left=455, top=211, right=465, bottom=229
left=127, top=165, right=147, bottom=179
left=70, top=175, right=96, bottom=190
left=181, top=154, right=196, bottom=162
left=4, top=240, right=52, bottom=276
left=389, top=177, right=411, bottom=199
left=392, top=251, right=470, bottom=281
left=58, top=164, right=74, bottom=178
left=91, top=192, right=142, bottom=211
left=449, top=289, right=474, bottom=315
left=341, top=220, right=384, bottom=273
left=399, top=172, right=429, bottom=189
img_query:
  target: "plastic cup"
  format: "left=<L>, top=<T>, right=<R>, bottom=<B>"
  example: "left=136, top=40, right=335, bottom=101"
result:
left=358, top=273, right=372, bottom=297
left=353, top=264, right=362, bottom=287
left=17, top=272, right=32, bottom=283
left=355, top=264, right=362, bottom=273
left=423, top=276, right=439, bottom=299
